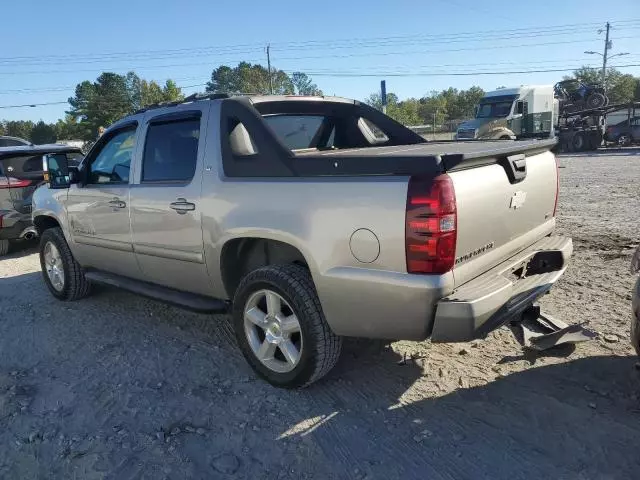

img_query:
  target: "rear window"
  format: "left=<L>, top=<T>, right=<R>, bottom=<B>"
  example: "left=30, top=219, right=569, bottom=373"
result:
left=0, top=138, right=29, bottom=147
left=0, top=155, right=43, bottom=179
left=263, top=115, right=326, bottom=150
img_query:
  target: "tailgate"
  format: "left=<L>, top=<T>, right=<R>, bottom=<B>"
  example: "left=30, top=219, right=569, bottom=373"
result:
left=445, top=145, right=558, bottom=288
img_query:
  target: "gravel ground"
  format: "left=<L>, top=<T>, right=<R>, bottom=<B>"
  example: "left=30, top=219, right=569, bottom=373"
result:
left=1, top=149, right=640, bottom=480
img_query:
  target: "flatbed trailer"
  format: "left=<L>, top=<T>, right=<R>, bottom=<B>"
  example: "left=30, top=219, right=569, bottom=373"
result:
left=556, top=102, right=640, bottom=152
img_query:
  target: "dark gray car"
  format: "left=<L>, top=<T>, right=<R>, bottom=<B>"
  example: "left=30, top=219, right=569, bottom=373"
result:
left=605, top=117, right=640, bottom=146
left=0, top=136, right=31, bottom=147
left=0, top=144, right=82, bottom=255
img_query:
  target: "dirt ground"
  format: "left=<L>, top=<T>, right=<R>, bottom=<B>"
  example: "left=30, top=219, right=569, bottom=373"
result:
left=1, top=149, right=639, bottom=480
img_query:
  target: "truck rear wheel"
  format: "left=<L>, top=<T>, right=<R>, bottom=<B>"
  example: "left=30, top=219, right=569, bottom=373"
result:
left=572, top=132, right=586, bottom=152
left=232, top=264, right=342, bottom=388
left=39, top=227, right=91, bottom=301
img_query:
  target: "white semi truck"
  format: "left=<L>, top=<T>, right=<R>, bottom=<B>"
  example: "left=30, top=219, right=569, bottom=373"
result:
left=456, top=85, right=557, bottom=141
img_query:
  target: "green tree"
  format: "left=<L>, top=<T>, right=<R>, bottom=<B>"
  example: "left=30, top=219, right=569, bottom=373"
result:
left=291, top=72, right=323, bottom=96
left=67, top=72, right=183, bottom=140
left=68, top=72, right=134, bottom=140
left=206, top=62, right=294, bottom=94
left=138, top=79, right=184, bottom=107
left=418, top=93, right=448, bottom=126
left=3, top=120, right=35, bottom=140
left=364, top=92, right=422, bottom=125
left=162, top=80, right=182, bottom=102
left=30, top=121, right=57, bottom=144
left=565, top=66, right=639, bottom=104
left=54, top=115, right=83, bottom=140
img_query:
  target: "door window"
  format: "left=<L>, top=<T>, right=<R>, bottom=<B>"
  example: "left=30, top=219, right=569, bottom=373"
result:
left=88, top=129, right=136, bottom=185
left=142, top=118, right=200, bottom=183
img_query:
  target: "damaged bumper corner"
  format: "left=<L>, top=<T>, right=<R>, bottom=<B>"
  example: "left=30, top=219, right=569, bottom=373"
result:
left=430, top=236, right=572, bottom=343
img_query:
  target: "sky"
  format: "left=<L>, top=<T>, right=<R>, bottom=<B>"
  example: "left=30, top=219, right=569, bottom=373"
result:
left=1, top=0, right=639, bottom=124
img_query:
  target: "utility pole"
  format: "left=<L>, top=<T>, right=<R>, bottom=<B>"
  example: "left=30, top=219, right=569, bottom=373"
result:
left=601, top=22, right=611, bottom=87
left=380, top=80, right=387, bottom=114
left=266, top=44, right=274, bottom=95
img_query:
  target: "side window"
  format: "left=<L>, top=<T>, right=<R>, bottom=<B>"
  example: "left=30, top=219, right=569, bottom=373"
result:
left=142, top=118, right=200, bottom=183
left=88, top=129, right=136, bottom=185
left=358, top=117, right=389, bottom=144
left=228, top=120, right=258, bottom=156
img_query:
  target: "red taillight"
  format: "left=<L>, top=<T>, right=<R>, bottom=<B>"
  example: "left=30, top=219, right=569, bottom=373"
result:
left=406, top=174, right=457, bottom=274
left=553, top=155, right=560, bottom=217
left=0, top=176, right=32, bottom=189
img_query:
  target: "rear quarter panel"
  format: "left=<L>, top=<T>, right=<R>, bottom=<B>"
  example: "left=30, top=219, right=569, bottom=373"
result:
left=200, top=176, right=410, bottom=291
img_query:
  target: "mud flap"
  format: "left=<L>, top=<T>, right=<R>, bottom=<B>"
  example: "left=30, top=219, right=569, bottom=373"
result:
left=510, top=305, right=596, bottom=351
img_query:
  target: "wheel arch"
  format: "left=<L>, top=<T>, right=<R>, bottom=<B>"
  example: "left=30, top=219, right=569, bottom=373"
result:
left=219, top=236, right=314, bottom=300
left=33, top=214, right=61, bottom=236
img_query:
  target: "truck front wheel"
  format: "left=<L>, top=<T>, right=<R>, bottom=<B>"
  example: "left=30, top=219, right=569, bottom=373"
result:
left=39, top=227, right=91, bottom=301
left=232, top=264, right=342, bottom=388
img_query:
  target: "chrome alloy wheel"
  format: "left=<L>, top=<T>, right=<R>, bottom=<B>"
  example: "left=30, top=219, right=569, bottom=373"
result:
left=243, top=289, right=303, bottom=373
left=43, top=241, right=65, bottom=291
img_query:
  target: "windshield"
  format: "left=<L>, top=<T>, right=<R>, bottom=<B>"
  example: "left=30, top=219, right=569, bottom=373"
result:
left=476, top=101, right=513, bottom=118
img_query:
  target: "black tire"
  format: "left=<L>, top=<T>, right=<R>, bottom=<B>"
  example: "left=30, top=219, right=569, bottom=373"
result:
left=587, top=134, right=601, bottom=151
left=39, top=227, right=91, bottom=301
left=499, top=135, right=511, bottom=140
left=572, top=132, right=586, bottom=152
left=232, top=264, right=342, bottom=388
left=617, top=135, right=631, bottom=147
left=0, top=239, right=9, bottom=256
left=586, top=92, right=606, bottom=109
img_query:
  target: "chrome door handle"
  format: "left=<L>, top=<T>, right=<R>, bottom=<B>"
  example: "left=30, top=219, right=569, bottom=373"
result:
left=108, top=198, right=126, bottom=209
left=169, top=198, right=196, bottom=214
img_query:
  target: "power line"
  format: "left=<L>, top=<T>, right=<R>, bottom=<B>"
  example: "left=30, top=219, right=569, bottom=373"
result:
left=1, top=56, right=623, bottom=95
left=1, top=35, right=636, bottom=78
left=1, top=19, right=639, bottom=66
left=0, top=101, right=68, bottom=109
left=2, top=63, right=639, bottom=110
left=271, top=35, right=639, bottom=61
left=5, top=26, right=640, bottom=67
left=298, top=63, right=640, bottom=77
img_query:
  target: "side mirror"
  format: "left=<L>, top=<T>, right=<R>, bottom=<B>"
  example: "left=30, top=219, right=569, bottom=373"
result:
left=474, top=105, right=479, bottom=116
left=42, top=153, right=78, bottom=189
left=515, top=101, right=525, bottom=115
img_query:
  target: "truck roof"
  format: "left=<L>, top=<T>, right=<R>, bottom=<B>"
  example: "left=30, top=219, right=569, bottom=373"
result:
left=0, top=143, right=82, bottom=159
left=247, top=95, right=358, bottom=105
left=485, top=85, right=552, bottom=97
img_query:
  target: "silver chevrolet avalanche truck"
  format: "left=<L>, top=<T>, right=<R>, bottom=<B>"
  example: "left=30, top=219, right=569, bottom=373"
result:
left=32, top=94, right=571, bottom=387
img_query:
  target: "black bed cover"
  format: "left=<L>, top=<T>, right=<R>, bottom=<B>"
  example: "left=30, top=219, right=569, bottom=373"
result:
left=291, top=139, right=556, bottom=176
